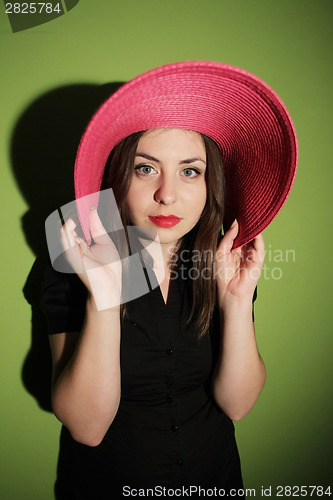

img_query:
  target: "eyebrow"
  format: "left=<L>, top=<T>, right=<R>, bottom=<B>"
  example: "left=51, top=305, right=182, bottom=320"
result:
left=135, top=153, right=206, bottom=165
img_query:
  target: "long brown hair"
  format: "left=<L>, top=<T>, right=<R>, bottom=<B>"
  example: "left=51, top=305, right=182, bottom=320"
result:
left=101, top=130, right=225, bottom=336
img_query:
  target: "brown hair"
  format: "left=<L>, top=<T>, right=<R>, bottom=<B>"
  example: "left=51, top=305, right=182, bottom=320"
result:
left=101, top=130, right=225, bottom=336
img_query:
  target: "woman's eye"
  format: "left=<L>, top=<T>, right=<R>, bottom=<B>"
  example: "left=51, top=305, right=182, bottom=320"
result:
left=134, top=165, right=156, bottom=175
left=182, top=168, right=200, bottom=178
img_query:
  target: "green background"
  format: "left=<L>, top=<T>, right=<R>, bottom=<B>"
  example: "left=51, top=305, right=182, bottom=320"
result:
left=1, top=1, right=332, bottom=499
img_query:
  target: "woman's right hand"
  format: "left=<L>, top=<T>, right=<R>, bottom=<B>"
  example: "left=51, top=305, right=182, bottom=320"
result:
left=60, top=208, right=122, bottom=310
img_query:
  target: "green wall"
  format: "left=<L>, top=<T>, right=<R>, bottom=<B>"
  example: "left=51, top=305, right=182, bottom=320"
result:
left=1, top=1, right=332, bottom=498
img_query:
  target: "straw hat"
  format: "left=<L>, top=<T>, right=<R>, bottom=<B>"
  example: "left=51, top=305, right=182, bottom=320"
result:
left=74, top=61, right=297, bottom=248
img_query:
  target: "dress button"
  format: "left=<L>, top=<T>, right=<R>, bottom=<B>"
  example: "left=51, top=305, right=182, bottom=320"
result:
left=166, top=348, right=174, bottom=356
left=176, top=459, right=183, bottom=466
left=166, top=393, right=173, bottom=401
left=171, top=425, right=178, bottom=432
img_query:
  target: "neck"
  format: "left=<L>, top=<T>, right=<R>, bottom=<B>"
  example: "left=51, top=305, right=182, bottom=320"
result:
left=139, top=238, right=179, bottom=284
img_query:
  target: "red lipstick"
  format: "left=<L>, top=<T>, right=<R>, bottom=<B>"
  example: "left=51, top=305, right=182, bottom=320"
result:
left=148, top=215, right=181, bottom=228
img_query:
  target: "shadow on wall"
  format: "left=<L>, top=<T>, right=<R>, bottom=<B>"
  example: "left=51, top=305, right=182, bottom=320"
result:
left=11, top=81, right=124, bottom=411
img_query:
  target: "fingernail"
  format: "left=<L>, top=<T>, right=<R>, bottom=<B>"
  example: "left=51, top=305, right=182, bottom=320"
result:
left=231, top=219, right=237, bottom=228
left=90, top=206, right=96, bottom=211
left=65, top=218, right=76, bottom=230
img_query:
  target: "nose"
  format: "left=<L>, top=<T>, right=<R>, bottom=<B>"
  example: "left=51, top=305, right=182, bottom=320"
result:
left=153, top=174, right=177, bottom=205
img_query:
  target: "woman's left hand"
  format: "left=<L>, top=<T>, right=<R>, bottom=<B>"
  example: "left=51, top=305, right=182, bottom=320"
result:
left=215, top=220, right=265, bottom=308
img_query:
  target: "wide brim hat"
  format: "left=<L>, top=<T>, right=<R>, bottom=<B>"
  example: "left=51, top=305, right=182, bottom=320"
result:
left=74, top=61, right=298, bottom=248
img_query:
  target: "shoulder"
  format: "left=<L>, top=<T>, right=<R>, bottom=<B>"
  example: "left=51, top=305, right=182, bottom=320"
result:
left=24, top=257, right=87, bottom=335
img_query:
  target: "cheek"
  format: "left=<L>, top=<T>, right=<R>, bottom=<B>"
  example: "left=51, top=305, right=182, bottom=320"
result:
left=183, top=186, right=206, bottom=224
left=198, top=190, right=207, bottom=220
left=126, top=189, right=138, bottom=216
left=194, top=184, right=207, bottom=213
left=126, top=186, right=148, bottom=219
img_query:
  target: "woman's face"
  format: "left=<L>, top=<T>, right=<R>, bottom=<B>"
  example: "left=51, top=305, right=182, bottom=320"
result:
left=127, top=128, right=207, bottom=248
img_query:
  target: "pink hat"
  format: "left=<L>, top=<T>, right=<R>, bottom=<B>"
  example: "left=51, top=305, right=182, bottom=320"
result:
left=74, top=61, right=298, bottom=248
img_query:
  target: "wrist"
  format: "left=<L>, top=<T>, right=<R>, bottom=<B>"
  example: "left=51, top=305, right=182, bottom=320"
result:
left=219, top=294, right=253, bottom=319
left=86, top=293, right=121, bottom=315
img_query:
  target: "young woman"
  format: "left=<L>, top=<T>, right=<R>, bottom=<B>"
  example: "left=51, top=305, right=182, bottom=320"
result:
left=40, top=62, right=297, bottom=499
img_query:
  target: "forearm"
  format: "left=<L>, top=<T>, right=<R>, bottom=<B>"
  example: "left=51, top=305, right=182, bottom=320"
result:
left=212, top=298, right=266, bottom=421
left=52, top=297, right=121, bottom=446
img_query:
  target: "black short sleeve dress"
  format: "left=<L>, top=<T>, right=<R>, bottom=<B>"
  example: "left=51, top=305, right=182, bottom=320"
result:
left=38, top=260, right=247, bottom=500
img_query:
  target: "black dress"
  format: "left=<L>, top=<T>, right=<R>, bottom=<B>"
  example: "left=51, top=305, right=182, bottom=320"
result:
left=39, top=261, right=245, bottom=500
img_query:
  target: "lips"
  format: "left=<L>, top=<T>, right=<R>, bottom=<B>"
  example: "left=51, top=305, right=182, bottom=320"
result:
left=148, top=215, right=182, bottom=228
